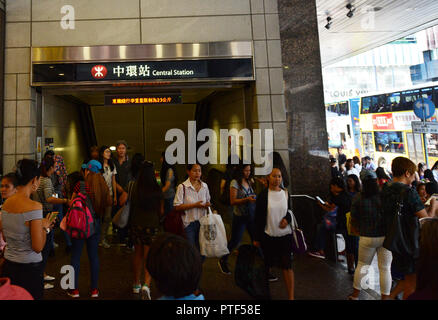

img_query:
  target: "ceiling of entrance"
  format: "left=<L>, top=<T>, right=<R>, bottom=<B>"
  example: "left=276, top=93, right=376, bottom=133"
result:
left=317, top=0, right=438, bottom=66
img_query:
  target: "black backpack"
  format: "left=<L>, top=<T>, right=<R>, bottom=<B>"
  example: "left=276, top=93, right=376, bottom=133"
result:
left=382, top=184, right=420, bottom=260
left=234, top=245, right=270, bottom=300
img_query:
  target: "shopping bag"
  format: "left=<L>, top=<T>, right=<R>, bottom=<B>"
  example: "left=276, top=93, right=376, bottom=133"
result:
left=199, top=207, right=229, bottom=258
left=346, top=212, right=360, bottom=237
left=290, top=210, right=308, bottom=254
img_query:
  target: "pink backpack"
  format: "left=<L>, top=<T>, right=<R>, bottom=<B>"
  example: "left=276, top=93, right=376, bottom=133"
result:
left=63, top=182, right=96, bottom=239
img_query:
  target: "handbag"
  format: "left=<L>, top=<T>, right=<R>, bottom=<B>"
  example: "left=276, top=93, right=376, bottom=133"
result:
left=346, top=212, right=360, bottom=236
left=383, top=187, right=420, bottom=259
left=112, top=181, right=134, bottom=229
left=112, top=203, right=130, bottom=228
left=289, top=210, right=308, bottom=254
left=199, top=207, right=229, bottom=258
left=163, top=184, right=186, bottom=238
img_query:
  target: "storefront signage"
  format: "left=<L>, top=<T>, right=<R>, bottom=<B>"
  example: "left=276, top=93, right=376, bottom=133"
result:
left=32, top=58, right=253, bottom=84
left=104, top=94, right=182, bottom=105
left=372, top=114, right=394, bottom=130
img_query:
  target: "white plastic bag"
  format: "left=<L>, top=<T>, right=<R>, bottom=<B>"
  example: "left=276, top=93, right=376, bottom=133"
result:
left=199, top=207, right=229, bottom=258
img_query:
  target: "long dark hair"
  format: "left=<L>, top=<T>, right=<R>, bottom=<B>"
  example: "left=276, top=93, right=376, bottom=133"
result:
left=273, top=152, right=289, bottom=188
left=131, top=153, right=145, bottom=180
left=234, top=163, right=254, bottom=189
left=160, top=151, right=178, bottom=188
left=416, top=219, right=438, bottom=293
left=99, top=145, right=115, bottom=172
left=376, top=167, right=390, bottom=180
left=432, top=161, right=438, bottom=171
left=361, top=178, right=380, bottom=198
left=347, top=174, right=361, bottom=193
left=132, top=161, right=162, bottom=213
left=40, top=156, right=55, bottom=178
left=15, top=159, right=40, bottom=186
left=424, top=169, right=437, bottom=184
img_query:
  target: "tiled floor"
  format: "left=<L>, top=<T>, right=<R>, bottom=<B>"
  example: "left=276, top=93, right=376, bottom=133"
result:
left=42, top=227, right=378, bottom=300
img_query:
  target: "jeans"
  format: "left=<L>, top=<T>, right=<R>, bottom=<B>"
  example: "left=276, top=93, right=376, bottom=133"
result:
left=54, top=203, right=72, bottom=247
left=70, top=223, right=100, bottom=289
left=353, top=236, right=393, bottom=295
left=184, top=221, right=205, bottom=262
left=164, top=197, right=174, bottom=217
left=2, top=259, right=44, bottom=300
left=41, top=229, right=54, bottom=273
left=314, top=223, right=328, bottom=251
left=222, top=213, right=255, bottom=262
left=100, top=206, right=112, bottom=244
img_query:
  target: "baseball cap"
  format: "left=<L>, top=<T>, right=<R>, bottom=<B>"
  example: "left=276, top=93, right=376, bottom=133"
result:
left=360, top=169, right=377, bottom=181
left=81, top=160, right=102, bottom=173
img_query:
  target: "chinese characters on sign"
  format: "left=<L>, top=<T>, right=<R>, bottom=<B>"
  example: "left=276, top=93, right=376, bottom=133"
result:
left=372, top=114, right=394, bottom=130
left=104, top=95, right=182, bottom=105
left=412, top=121, right=438, bottom=134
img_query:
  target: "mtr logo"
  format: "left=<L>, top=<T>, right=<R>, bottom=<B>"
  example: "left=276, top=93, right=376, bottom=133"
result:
left=91, top=65, right=107, bottom=79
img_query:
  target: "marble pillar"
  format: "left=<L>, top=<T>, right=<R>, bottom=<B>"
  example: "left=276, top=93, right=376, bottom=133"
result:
left=277, top=0, right=330, bottom=197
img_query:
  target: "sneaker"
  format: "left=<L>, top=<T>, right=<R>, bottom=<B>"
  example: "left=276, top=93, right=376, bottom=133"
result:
left=99, top=240, right=111, bottom=249
left=141, top=285, right=151, bottom=300
left=44, top=275, right=55, bottom=281
left=133, top=284, right=141, bottom=294
left=90, top=288, right=99, bottom=298
left=267, top=273, right=278, bottom=282
left=67, top=289, right=80, bottom=298
left=218, top=259, right=231, bottom=275
left=44, top=283, right=54, bottom=289
left=308, top=251, right=326, bottom=259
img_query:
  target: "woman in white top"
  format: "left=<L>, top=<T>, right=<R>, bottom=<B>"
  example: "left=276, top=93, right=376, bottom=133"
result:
left=173, top=164, right=211, bottom=257
left=344, top=159, right=360, bottom=179
left=254, top=167, right=294, bottom=300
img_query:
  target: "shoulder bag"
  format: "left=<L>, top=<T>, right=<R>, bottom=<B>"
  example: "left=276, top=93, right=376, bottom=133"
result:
left=163, top=184, right=187, bottom=238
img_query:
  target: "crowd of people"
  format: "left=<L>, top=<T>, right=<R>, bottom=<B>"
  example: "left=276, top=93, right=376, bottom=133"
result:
left=0, top=141, right=438, bottom=301
left=319, top=150, right=438, bottom=300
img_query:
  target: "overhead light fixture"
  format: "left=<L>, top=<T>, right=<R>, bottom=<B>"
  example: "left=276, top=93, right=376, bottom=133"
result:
left=346, top=3, right=355, bottom=18
left=58, top=73, right=64, bottom=76
left=110, top=146, right=116, bottom=151
left=325, top=16, right=332, bottom=30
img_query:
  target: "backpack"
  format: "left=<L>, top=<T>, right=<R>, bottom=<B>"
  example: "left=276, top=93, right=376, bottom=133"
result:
left=234, top=244, right=270, bottom=300
left=64, top=181, right=97, bottom=239
left=382, top=183, right=420, bottom=260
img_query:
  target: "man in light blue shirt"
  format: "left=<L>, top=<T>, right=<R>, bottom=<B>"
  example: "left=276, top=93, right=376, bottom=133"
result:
left=364, top=156, right=376, bottom=171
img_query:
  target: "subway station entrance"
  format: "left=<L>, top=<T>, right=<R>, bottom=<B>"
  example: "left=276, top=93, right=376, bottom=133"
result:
left=31, top=42, right=256, bottom=174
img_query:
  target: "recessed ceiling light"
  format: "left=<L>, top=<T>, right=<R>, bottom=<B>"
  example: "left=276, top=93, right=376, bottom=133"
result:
left=58, top=73, right=64, bottom=76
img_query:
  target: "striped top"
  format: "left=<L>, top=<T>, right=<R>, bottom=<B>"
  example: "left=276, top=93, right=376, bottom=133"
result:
left=173, top=178, right=211, bottom=228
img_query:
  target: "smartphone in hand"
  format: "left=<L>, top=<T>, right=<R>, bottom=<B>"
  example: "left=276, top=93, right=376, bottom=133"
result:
left=316, top=196, right=326, bottom=205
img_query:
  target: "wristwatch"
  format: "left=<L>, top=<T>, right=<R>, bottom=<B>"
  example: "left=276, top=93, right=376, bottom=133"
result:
left=44, top=227, right=50, bottom=234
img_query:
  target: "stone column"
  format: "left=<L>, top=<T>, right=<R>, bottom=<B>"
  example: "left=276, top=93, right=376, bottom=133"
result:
left=277, top=0, right=330, bottom=197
